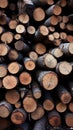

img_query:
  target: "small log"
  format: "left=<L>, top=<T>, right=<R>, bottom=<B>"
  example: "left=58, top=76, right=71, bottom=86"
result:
left=11, top=108, right=27, bottom=125
left=57, top=16, right=62, bottom=23
left=0, top=43, right=10, bottom=56
left=24, top=57, right=36, bottom=71
left=53, top=32, right=60, bottom=39
left=56, top=102, right=67, bottom=113
left=37, top=53, right=57, bottom=69
left=31, top=105, right=45, bottom=120
left=16, top=24, right=26, bottom=34
left=0, top=64, right=7, bottom=78
left=1, top=32, right=13, bottom=44
left=56, top=61, right=72, bottom=75
left=5, top=90, right=20, bottom=104
left=27, top=26, right=36, bottom=37
left=15, top=102, right=22, bottom=109
left=33, top=117, right=46, bottom=130
left=8, top=49, right=23, bottom=61
left=68, top=102, right=73, bottom=112
left=0, top=101, right=12, bottom=118
left=59, top=32, right=67, bottom=41
left=29, top=51, right=38, bottom=61
left=19, top=72, right=32, bottom=85
left=32, top=82, right=42, bottom=99
left=23, top=92, right=37, bottom=113
left=44, top=15, right=58, bottom=26
left=48, top=110, right=61, bottom=127
left=46, top=5, right=62, bottom=16
left=48, top=26, right=55, bottom=33
left=49, top=48, right=63, bottom=58
left=59, top=42, right=73, bottom=55
left=59, top=22, right=66, bottom=30
left=65, top=113, right=73, bottom=127
left=14, top=34, right=22, bottom=41
left=43, top=92, right=54, bottom=111
left=34, top=43, right=46, bottom=55
left=18, top=13, right=29, bottom=25
left=14, top=40, right=29, bottom=52
left=8, top=19, right=18, bottom=30
left=8, top=62, right=23, bottom=74
left=35, top=25, right=49, bottom=41
left=33, top=7, right=45, bottom=22
left=0, top=0, right=8, bottom=8
left=3, top=75, right=18, bottom=89
left=57, top=85, right=72, bottom=104
left=37, top=71, right=58, bottom=90
left=19, top=88, right=28, bottom=99
left=0, top=118, right=11, bottom=130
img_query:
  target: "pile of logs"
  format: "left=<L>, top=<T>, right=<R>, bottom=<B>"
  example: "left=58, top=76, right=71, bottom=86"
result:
left=0, top=0, right=73, bottom=129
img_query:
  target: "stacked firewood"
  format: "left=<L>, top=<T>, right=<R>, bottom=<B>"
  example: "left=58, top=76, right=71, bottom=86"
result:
left=0, top=0, right=73, bottom=129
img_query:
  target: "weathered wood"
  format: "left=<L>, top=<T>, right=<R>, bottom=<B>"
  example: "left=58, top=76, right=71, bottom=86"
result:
left=29, top=51, right=38, bottom=61
left=37, top=71, right=58, bottom=90
left=11, top=108, right=27, bottom=125
left=0, top=43, right=10, bottom=56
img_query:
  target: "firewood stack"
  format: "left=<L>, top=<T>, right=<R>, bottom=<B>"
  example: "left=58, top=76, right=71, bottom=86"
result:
left=0, top=0, right=73, bottom=129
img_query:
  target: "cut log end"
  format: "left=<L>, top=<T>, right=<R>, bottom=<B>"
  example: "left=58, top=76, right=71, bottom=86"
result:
left=56, top=102, right=67, bottom=113
left=0, top=65, right=7, bottom=78
left=3, top=75, right=18, bottom=89
left=43, top=99, right=54, bottom=111
left=18, top=14, right=29, bottom=24
left=42, top=72, right=58, bottom=90
left=16, top=24, right=26, bottom=34
left=8, top=50, right=19, bottom=61
left=19, top=72, right=32, bottom=85
left=0, top=0, right=8, bottom=8
left=58, top=61, right=72, bottom=75
left=68, top=102, right=73, bottom=112
left=11, top=109, right=27, bottom=125
left=0, top=44, right=9, bottom=56
left=65, top=113, right=73, bottom=127
left=8, top=62, right=21, bottom=74
left=45, top=54, right=57, bottom=68
left=29, top=51, right=38, bottom=61
left=24, top=59, right=35, bottom=71
left=35, top=43, right=46, bottom=55
left=33, top=7, right=45, bottom=22
left=40, top=25, right=49, bottom=36
left=23, top=97, right=37, bottom=113
left=1, top=32, right=13, bottom=44
left=53, top=5, right=62, bottom=16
